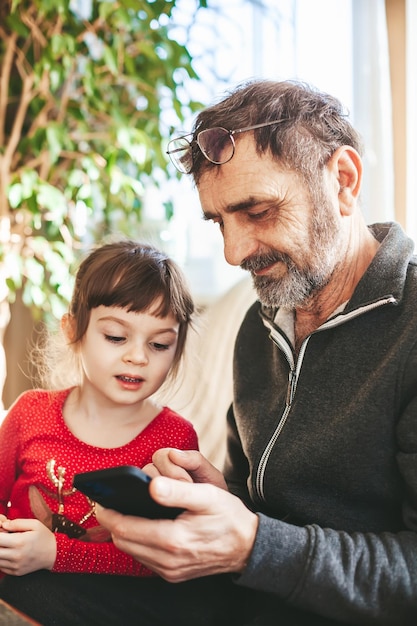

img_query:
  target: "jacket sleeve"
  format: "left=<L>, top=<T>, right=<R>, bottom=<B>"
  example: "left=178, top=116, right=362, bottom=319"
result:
left=53, top=533, right=155, bottom=576
left=238, top=515, right=417, bottom=625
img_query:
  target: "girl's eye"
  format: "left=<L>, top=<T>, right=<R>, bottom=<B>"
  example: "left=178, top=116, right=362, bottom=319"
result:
left=104, top=334, right=125, bottom=344
left=151, top=342, right=170, bottom=351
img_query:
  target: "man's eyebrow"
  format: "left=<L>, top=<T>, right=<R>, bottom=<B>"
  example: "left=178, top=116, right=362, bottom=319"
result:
left=202, top=196, right=263, bottom=221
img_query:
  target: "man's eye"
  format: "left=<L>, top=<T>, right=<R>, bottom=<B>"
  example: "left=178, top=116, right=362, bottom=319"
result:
left=248, top=209, right=269, bottom=220
left=213, top=219, right=224, bottom=232
left=208, top=217, right=223, bottom=231
left=104, top=334, right=125, bottom=343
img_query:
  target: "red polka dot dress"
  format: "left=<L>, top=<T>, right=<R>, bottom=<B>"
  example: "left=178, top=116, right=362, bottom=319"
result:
left=0, top=388, right=199, bottom=576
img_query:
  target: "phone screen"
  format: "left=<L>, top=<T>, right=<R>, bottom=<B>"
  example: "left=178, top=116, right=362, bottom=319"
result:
left=73, top=465, right=183, bottom=519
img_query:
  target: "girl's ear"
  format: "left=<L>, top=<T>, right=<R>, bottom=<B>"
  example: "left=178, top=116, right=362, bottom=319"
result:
left=61, top=314, right=76, bottom=343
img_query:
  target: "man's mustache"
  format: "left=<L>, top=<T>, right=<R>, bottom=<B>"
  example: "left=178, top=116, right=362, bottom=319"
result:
left=241, top=251, right=295, bottom=273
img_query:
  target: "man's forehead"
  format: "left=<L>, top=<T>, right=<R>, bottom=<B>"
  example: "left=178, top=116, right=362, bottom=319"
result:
left=197, top=135, right=261, bottom=188
left=197, top=140, right=290, bottom=217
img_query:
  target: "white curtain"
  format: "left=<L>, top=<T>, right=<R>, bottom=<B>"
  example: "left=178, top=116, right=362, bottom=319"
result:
left=406, top=0, right=417, bottom=242
left=166, top=0, right=401, bottom=304
left=216, top=0, right=396, bottom=227
left=351, top=0, right=395, bottom=225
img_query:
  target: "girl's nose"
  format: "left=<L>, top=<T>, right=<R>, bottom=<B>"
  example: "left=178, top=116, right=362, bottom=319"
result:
left=123, top=343, right=148, bottom=365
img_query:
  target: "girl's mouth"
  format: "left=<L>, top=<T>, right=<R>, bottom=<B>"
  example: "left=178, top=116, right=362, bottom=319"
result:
left=117, top=375, right=143, bottom=383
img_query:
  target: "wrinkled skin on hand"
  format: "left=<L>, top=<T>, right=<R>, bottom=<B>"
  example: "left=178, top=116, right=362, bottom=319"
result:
left=96, top=448, right=258, bottom=582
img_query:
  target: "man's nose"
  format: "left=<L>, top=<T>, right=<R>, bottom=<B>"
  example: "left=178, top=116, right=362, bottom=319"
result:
left=223, top=225, right=258, bottom=267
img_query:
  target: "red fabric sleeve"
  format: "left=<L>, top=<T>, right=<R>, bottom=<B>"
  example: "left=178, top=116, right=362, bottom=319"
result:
left=0, top=402, right=21, bottom=516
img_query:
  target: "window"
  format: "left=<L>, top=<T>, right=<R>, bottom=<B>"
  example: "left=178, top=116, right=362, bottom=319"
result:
left=145, top=0, right=400, bottom=302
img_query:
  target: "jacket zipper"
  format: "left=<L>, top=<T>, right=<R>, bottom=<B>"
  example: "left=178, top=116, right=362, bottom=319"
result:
left=255, top=295, right=397, bottom=503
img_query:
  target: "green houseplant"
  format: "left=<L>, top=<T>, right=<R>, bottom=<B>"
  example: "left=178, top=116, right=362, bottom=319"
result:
left=0, top=0, right=205, bottom=404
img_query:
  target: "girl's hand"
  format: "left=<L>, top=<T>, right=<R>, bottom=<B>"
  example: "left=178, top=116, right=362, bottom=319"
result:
left=0, top=518, right=57, bottom=576
left=0, top=514, right=7, bottom=533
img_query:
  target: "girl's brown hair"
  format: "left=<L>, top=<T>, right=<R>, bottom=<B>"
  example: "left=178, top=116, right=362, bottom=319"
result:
left=35, top=240, right=195, bottom=390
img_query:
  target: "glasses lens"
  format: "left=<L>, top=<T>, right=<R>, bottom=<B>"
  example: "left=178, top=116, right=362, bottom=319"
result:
left=167, top=136, right=193, bottom=173
left=197, top=128, right=234, bottom=165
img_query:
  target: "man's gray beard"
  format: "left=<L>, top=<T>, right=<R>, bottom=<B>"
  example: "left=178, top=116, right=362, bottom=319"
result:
left=252, top=267, right=325, bottom=309
left=246, top=191, right=342, bottom=309
left=251, top=240, right=341, bottom=309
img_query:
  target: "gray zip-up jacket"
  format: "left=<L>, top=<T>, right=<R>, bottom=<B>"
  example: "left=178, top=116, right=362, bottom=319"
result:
left=225, top=222, right=417, bottom=625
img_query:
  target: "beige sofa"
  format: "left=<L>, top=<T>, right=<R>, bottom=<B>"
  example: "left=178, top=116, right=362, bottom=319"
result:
left=166, top=276, right=257, bottom=470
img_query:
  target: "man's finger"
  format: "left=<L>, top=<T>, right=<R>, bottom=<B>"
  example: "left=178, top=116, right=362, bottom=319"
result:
left=161, top=449, right=227, bottom=488
left=149, top=476, right=222, bottom=512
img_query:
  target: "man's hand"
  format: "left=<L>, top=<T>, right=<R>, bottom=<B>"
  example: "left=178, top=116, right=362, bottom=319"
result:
left=96, top=475, right=259, bottom=582
left=143, top=448, right=228, bottom=490
left=0, top=518, right=57, bottom=576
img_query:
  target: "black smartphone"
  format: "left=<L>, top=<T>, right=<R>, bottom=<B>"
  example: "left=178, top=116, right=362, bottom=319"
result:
left=73, top=465, right=184, bottom=519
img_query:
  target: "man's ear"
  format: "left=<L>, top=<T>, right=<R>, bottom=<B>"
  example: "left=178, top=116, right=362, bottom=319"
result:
left=61, top=313, right=76, bottom=343
left=328, top=145, right=362, bottom=215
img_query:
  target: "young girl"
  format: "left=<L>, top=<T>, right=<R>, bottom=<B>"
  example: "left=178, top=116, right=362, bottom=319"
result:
left=0, top=240, right=198, bottom=579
